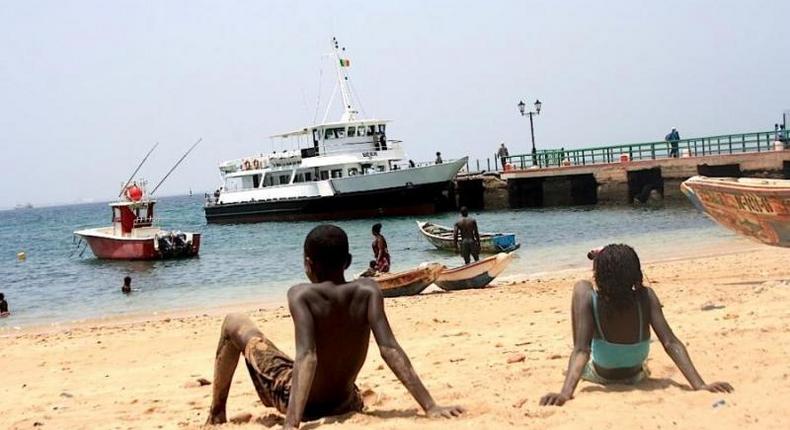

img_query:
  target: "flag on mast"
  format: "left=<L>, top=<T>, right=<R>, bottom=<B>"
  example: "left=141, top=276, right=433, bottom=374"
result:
left=339, top=58, right=351, bottom=67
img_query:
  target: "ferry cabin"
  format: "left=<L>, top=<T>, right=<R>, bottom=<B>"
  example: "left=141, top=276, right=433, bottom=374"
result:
left=215, top=120, right=405, bottom=202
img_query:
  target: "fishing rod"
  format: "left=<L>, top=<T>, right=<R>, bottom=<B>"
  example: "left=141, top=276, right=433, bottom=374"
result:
left=118, top=142, right=159, bottom=197
left=150, top=138, right=203, bottom=196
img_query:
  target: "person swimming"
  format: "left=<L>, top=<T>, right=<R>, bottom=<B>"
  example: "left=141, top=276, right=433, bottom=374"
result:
left=205, top=225, right=463, bottom=428
left=0, top=292, right=9, bottom=317
left=541, top=244, right=733, bottom=406
left=121, top=276, right=132, bottom=294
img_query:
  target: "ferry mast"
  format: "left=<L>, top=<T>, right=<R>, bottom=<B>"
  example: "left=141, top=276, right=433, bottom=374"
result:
left=331, top=37, right=359, bottom=122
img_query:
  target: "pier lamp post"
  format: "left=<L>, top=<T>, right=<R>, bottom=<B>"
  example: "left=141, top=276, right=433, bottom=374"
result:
left=518, top=99, right=542, bottom=166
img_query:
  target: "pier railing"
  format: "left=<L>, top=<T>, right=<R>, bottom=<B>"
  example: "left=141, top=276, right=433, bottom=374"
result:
left=494, top=130, right=788, bottom=171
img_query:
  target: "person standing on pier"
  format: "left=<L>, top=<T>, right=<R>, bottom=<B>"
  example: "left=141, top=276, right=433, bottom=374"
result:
left=372, top=223, right=391, bottom=273
left=666, top=127, right=680, bottom=158
left=453, top=206, right=480, bottom=265
left=497, top=142, right=509, bottom=170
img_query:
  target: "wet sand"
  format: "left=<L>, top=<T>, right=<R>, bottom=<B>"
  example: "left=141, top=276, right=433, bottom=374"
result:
left=2, top=246, right=789, bottom=429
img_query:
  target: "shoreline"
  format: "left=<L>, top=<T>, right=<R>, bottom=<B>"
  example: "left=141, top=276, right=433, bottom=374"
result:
left=1, top=240, right=766, bottom=337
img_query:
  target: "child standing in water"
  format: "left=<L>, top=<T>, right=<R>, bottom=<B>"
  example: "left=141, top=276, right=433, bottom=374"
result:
left=541, top=244, right=732, bottom=406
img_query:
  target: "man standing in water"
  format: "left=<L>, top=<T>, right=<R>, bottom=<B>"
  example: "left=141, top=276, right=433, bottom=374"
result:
left=453, top=206, right=480, bottom=265
left=205, top=225, right=463, bottom=428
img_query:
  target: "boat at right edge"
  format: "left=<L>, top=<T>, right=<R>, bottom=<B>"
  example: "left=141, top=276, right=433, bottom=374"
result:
left=681, top=176, right=790, bottom=247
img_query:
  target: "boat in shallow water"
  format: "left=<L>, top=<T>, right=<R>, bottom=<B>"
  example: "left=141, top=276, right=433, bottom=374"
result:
left=681, top=176, right=790, bottom=247
left=435, top=253, right=514, bottom=291
left=416, top=221, right=520, bottom=253
left=74, top=183, right=201, bottom=260
left=374, top=263, right=443, bottom=298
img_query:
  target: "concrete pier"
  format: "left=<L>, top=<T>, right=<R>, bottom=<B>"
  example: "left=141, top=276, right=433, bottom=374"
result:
left=452, top=150, right=788, bottom=209
left=494, top=150, right=789, bottom=208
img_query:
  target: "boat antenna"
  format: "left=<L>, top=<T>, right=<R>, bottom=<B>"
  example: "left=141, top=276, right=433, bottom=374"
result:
left=118, top=142, right=159, bottom=197
left=331, top=37, right=358, bottom=122
left=150, top=138, right=203, bottom=196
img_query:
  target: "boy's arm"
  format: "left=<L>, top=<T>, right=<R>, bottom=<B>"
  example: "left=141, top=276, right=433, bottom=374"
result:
left=283, top=288, right=319, bottom=429
left=647, top=288, right=732, bottom=393
left=473, top=220, right=480, bottom=244
left=367, top=285, right=463, bottom=418
left=541, top=281, right=595, bottom=406
left=453, top=223, right=459, bottom=251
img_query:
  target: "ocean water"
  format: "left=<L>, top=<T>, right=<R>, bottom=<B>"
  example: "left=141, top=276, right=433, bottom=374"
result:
left=0, top=195, right=747, bottom=329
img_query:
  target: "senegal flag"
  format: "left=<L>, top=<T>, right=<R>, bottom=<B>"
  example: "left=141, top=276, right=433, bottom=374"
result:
left=339, top=58, right=351, bottom=67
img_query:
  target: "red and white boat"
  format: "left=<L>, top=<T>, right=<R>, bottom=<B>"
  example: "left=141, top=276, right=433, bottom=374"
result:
left=74, top=183, right=201, bottom=260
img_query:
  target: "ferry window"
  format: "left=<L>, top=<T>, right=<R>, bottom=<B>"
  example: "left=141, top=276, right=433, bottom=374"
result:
left=225, top=177, right=242, bottom=191
left=252, top=174, right=261, bottom=189
left=324, top=128, right=333, bottom=140
left=293, top=173, right=304, bottom=183
left=367, top=125, right=375, bottom=136
left=320, top=170, right=329, bottom=180
left=335, top=128, right=346, bottom=138
left=347, top=126, right=356, bottom=137
left=378, top=165, right=386, bottom=172
left=241, top=175, right=254, bottom=189
left=279, top=175, right=290, bottom=185
left=304, top=171, right=312, bottom=181
left=331, top=169, right=342, bottom=178
left=263, top=174, right=273, bottom=186
left=378, top=124, right=386, bottom=133
left=348, top=168, right=358, bottom=176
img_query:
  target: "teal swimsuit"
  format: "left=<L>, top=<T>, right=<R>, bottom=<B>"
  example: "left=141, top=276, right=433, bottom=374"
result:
left=590, top=291, right=650, bottom=370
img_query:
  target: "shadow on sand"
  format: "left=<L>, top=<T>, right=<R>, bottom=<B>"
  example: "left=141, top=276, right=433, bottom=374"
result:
left=579, top=377, right=691, bottom=394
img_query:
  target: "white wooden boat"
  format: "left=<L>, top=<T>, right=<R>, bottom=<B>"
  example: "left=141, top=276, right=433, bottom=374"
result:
left=417, top=221, right=520, bottom=253
left=435, top=253, right=513, bottom=291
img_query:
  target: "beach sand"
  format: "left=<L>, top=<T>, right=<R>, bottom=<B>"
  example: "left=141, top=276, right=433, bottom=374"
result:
left=2, top=246, right=789, bottom=429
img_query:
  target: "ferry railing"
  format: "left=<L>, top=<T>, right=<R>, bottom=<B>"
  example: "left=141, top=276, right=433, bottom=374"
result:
left=498, top=129, right=788, bottom=170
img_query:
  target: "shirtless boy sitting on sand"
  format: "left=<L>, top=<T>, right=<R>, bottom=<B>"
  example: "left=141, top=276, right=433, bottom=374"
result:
left=205, top=225, right=463, bottom=428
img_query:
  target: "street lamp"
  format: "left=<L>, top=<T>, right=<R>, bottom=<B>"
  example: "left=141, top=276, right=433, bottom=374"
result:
left=518, top=99, right=542, bottom=166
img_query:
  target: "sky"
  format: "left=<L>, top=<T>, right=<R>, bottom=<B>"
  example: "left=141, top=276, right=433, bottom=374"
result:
left=1, top=0, right=789, bottom=207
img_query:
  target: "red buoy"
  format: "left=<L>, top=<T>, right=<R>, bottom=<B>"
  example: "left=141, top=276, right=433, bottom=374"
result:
left=126, top=184, right=143, bottom=201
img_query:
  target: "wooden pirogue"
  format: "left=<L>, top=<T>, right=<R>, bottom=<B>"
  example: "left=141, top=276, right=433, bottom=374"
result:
left=416, top=221, right=520, bottom=253
left=681, top=176, right=790, bottom=247
left=374, top=263, right=444, bottom=298
left=435, top=252, right=514, bottom=291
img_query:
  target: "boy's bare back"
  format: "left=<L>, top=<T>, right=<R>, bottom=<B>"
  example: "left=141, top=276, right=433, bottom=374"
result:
left=286, top=278, right=380, bottom=406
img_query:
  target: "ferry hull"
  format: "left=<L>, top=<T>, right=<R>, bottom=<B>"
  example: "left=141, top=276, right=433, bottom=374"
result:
left=78, top=233, right=201, bottom=260
left=204, top=181, right=455, bottom=223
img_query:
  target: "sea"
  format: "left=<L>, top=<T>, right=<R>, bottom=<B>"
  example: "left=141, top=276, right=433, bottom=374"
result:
left=0, top=195, right=749, bottom=330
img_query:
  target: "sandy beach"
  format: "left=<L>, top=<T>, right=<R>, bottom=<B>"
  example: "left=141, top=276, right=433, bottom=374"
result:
left=2, top=245, right=789, bottom=430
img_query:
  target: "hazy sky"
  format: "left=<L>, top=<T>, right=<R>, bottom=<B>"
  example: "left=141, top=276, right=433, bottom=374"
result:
left=2, top=0, right=788, bottom=207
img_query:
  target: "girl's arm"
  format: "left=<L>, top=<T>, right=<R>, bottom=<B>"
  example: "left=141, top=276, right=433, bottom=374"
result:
left=541, top=281, right=596, bottom=406
left=646, top=287, right=733, bottom=393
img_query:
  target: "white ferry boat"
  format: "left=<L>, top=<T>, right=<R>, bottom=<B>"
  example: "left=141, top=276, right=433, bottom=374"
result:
left=204, top=38, right=466, bottom=223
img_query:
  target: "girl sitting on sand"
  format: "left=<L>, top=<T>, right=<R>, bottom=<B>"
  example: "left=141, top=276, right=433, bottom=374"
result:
left=541, top=244, right=733, bottom=406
